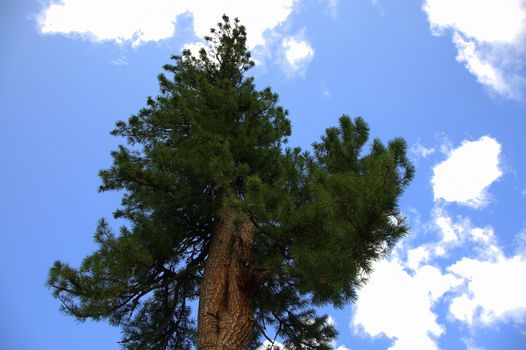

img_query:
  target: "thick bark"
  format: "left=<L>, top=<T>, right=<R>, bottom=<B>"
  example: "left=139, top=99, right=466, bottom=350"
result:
left=198, top=209, right=256, bottom=350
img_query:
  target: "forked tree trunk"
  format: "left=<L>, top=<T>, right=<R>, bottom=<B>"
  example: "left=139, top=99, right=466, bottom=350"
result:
left=198, top=209, right=256, bottom=350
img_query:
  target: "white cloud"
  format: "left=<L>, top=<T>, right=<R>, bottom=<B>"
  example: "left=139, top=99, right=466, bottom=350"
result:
left=38, top=0, right=297, bottom=49
left=406, top=246, right=431, bottom=271
left=353, top=204, right=526, bottom=349
left=436, top=133, right=454, bottom=155
left=181, top=41, right=207, bottom=56
left=187, top=1, right=297, bottom=49
left=39, top=0, right=186, bottom=47
left=432, top=207, right=503, bottom=260
left=424, top=0, right=525, bottom=43
left=281, top=35, right=315, bottom=76
left=353, top=132, right=524, bottom=349
left=430, top=210, right=526, bottom=327
left=352, top=257, right=461, bottom=350
left=423, top=0, right=526, bottom=99
left=449, top=255, right=526, bottom=326
left=434, top=212, right=459, bottom=243
left=452, top=33, right=513, bottom=98
left=410, top=142, right=436, bottom=161
left=38, top=0, right=316, bottom=77
left=431, top=136, right=502, bottom=208
left=257, top=340, right=284, bottom=350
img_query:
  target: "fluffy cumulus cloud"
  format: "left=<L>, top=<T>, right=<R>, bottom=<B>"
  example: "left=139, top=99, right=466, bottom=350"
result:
left=431, top=136, right=502, bottom=208
left=423, top=0, right=526, bottom=99
left=352, top=207, right=526, bottom=349
left=439, top=213, right=526, bottom=326
left=352, top=256, right=460, bottom=350
left=352, top=133, right=526, bottom=349
left=38, top=0, right=297, bottom=49
left=38, top=0, right=319, bottom=76
left=449, top=255, right=526, bottom=326
left=281, top=35, right=315, bottom=76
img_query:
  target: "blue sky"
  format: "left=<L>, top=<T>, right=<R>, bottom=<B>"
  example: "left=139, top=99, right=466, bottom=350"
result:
left=1, top=1, right=526, bottom=349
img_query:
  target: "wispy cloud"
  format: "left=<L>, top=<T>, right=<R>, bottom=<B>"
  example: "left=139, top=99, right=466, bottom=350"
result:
left=461, top=337, right=486, bottom=350
left=423, top=0, right=526, bottom=99
left=410, top=142, right=436, bottom=161
left=110, top=57, right=128, bottom=66
left=321, top=81, right=331, bottom=98
left=321, top=0, right=339, bottom=19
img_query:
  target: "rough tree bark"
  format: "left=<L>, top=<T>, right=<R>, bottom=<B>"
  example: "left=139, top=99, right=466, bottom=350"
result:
left=197, top=209, right=256, bottom=350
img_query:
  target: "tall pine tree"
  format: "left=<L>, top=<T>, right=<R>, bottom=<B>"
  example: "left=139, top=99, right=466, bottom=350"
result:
left=48, top=16, right=414, bottom=350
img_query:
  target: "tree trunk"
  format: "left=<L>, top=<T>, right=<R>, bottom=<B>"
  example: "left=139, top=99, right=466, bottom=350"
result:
left=198, top=209, right=255, bottom=350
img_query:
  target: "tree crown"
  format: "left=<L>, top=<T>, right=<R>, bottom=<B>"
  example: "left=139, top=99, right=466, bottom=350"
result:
left=48, top=16, right=414, bottom=349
